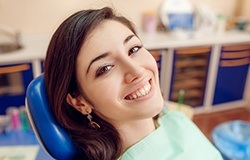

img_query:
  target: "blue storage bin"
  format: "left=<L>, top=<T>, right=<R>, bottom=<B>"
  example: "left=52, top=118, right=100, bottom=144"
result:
left=212, top=120, right=250, bottom=160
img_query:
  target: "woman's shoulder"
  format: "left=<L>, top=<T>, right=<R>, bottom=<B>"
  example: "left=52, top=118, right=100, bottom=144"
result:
left=119, top=107, right=223, bottom=160
left=157, top=108, right=223, bottom=160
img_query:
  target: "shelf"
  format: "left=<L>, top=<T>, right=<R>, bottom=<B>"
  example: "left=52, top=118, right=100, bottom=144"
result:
left=170, top=46, right=211, bottom=107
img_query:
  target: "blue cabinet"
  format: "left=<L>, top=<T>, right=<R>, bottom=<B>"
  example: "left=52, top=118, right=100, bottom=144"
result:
left=213, top=44, right=250, bottom=105
left=0, top=63, right=34, bottom=114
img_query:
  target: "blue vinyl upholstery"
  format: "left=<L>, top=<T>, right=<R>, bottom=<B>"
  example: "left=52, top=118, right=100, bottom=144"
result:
left=26, top=74, right=81, bottom=160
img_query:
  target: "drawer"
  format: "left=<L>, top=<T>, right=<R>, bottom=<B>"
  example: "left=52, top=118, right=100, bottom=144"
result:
left=222, top=44, right=250, bottom=51
left=0, top=64, right=30, bottom=74
left=220, top=57, right=249, bottom=67
left=176, top=46, right=211, bottom=55
left=221, top=50, right=250, bottom=59
left=174, top=70, right=206, bottom=80
left=171, top=89, right=203, bottom=100
left=175, top=59, right=208, bottom=68
left=173, top=78, right=205, bottom=90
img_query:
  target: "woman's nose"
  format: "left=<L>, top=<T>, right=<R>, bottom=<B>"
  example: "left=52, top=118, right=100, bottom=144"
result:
left=124, top=60, right=145, bottom=83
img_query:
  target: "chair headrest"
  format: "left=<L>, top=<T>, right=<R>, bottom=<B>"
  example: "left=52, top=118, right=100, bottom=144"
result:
left=26, top=74, right=83, bottom=160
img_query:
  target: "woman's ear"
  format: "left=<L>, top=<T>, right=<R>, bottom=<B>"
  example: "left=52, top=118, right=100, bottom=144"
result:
left=66, top=93, right=92, bottom=115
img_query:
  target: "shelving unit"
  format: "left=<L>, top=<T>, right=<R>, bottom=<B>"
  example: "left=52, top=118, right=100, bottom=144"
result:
left=0, top=31, right=250, bottom=114
left=140, top=31, right=250, bottom=113
left=169, top=46, right=211, bottom=107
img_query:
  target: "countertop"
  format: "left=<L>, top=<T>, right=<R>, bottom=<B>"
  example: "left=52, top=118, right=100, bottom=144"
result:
left=139, top=30, right=250, bottom=50
left=0, top=30, right=250, bottom=66
left=0, top=35, right=51, bottom=65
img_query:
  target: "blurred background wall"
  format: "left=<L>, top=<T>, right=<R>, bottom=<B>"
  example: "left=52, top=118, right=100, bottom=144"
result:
left=0, top=0, right=249, bottom=35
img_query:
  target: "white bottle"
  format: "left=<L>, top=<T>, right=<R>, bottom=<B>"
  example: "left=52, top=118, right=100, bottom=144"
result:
left=217, top=15, right=227, bottom=35
left=160, top=0, right=194, bottom=31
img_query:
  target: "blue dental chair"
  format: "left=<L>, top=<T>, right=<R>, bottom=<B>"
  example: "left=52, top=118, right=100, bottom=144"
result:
left=26, top=74, right=82, bottom=160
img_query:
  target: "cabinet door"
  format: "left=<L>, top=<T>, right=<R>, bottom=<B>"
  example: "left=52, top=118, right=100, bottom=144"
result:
left=213, top=44, right=250, bottom=105
left=169, top=46, right=211, bottom=107
left=0, top=63, right=33, bottom=114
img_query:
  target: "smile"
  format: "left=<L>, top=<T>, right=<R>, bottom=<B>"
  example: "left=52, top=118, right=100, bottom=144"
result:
left=125, top=80, right=152, bottom=100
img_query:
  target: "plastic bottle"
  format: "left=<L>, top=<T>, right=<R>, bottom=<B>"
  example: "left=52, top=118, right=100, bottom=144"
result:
left=19, top=106, right=30, bottom=131
left=160, top=0, right=194, bottom=31
left=6, top=106, right=21, bottom=130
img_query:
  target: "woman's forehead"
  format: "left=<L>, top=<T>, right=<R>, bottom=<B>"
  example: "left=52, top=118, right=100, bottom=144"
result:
left=87, top=20, right=132, bottom=41
left=81, top=20, right=134, bottom=53
left=77, top=20, right=134, bottom=69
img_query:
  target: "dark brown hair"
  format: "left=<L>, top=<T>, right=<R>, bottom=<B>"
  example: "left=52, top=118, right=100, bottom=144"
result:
left=44, top=7, right=136, bottom=160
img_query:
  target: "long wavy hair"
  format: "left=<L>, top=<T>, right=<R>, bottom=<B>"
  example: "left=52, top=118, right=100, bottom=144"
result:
left=44, top=7, right=136, bottom=160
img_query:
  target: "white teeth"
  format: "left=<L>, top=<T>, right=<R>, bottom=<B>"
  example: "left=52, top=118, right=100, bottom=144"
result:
left=132, top=93, right=137, bottom=99
left=139, top=88, right=146, bottom=96
left=126, top=82, right=151, bottom=100
left=136, top=91, right=141, bottom=97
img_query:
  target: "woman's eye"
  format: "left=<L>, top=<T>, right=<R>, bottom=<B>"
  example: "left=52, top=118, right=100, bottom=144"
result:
left=95, top=65, right=113, bottom=77
left=129, top=46, right=142, bottom=56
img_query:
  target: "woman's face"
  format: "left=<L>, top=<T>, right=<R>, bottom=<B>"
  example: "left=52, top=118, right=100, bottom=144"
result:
left=76, top=20, right=163, bottom=125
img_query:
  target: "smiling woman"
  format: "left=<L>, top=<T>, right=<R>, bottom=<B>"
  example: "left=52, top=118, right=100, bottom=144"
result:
left=44, top=7, right=223, bottom=160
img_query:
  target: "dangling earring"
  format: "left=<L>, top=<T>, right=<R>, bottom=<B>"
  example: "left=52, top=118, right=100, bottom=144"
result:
left=85, top=109, right=100, bottom=129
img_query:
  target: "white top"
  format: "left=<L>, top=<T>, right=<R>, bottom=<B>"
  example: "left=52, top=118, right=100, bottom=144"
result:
left=119, top=109, right=223, bottom=160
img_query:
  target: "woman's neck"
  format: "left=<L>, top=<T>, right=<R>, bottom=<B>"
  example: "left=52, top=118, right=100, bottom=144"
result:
left=116, top=118, right=156, bottom=154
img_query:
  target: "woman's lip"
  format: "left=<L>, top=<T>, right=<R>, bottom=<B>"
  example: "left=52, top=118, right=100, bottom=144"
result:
left=124, top=79, right=153, bottom=100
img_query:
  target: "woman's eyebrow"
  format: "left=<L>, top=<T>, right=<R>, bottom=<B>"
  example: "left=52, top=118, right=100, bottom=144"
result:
left=86, top=52, right=110, bottom=74
left=86, top=34, right=135, bottom=74
left=124, top=34, right=135, bottom=44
